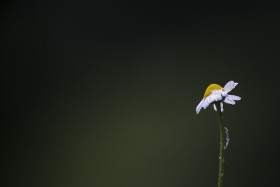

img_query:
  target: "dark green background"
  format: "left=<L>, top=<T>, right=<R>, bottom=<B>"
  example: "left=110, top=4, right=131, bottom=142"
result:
left=2, top=1, right=279, bottom=187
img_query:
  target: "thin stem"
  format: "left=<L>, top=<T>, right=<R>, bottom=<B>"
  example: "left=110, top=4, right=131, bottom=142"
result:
left=215, top=102, right=225, bottom=187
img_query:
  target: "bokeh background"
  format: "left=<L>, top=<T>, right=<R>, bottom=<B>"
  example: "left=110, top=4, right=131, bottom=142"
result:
left=2, top=1, right=280, bottom=187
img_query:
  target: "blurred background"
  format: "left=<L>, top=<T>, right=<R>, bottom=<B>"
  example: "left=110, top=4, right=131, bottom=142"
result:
left=1, top=1, right=280, bottom=187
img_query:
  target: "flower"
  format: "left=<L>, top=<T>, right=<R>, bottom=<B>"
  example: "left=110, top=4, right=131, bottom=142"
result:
left=196, top=81, right=241, bottom=114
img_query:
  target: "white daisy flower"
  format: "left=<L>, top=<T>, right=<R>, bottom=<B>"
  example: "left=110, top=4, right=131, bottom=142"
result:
left=196, top=81, right=241, bottom=114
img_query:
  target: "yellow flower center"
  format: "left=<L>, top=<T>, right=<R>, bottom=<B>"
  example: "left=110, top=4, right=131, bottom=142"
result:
left=203, top=84, right=224, bottom=98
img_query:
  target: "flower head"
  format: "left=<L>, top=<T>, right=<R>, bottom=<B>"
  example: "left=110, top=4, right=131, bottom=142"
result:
left=196, top=81, right=241, bottom=114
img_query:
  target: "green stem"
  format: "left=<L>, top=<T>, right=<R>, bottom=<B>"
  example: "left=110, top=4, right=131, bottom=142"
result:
left=215, top=102, right=225, bottom=187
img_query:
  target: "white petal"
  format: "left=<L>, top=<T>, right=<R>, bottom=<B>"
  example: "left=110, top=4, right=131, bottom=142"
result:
left=224, top=81, right=238, bottom=93
left=196, top=98, right=204, bottom=114
left=224, top=97, right=236, bottom=105
left=213, top=104, right=217, bottom=111
left=227, top=95, right=241, bottom=101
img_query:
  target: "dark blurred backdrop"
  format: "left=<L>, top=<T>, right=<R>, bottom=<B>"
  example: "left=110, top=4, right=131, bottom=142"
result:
left=1, top=1, right=280, bottom=187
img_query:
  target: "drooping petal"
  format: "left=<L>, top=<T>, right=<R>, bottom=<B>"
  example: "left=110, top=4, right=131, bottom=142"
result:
left=224, top=97, right=236, bottom=105
left=220, top=102, right=224, bottom=112
left=213, top=102, right=223, bottom=112
left=227, top=94, right=241, bottom=101
left=203, top=96, right=213, bottom=109
left=203, top=98, right=210, bottom=109
left=224, top=81, right=238, bottom=93
left=213, top=103, right=217, bottom=111
left=196, top=98, right=205, bottom=114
